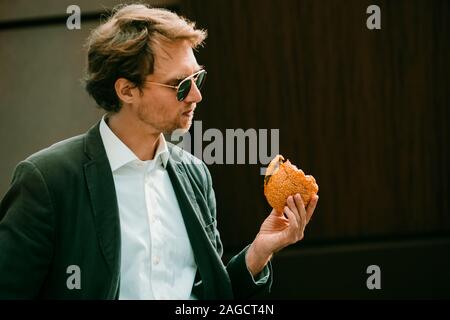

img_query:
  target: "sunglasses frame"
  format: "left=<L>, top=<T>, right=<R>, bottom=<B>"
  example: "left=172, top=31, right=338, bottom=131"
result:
left=146, top=69, right=207, bottom=101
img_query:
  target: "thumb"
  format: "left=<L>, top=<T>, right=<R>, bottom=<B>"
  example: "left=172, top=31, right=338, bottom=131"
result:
left=272, top=208, right=284, bottom=216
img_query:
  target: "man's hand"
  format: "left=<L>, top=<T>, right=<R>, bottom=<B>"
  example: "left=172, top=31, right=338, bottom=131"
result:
left=246, top=193, right=319, bottom=276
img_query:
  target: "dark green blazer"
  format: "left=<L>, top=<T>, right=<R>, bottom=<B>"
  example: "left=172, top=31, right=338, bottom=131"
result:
left=0, top=121, right=272, bottom=299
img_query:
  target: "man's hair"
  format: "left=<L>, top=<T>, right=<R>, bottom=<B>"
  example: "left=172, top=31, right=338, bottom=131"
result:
left=84, top=4, right=207, bottom=112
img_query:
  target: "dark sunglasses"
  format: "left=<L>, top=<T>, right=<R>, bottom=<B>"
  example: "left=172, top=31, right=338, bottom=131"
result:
left=146, top=69, right=207, bottom=101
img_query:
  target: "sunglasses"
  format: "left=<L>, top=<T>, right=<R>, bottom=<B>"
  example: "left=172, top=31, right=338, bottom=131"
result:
left=146, top=69, right=207, bottom=102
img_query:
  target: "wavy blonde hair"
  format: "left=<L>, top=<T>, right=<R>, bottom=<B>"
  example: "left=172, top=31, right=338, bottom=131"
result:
left=85, top=4, right=207, bottom=112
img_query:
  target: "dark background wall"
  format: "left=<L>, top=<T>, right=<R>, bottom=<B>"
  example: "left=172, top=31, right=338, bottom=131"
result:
left=180, top=0, right=450, bottom=299
left=0, top=0, right=449, bottom=298
left=182, top=0, right=450, bottom=242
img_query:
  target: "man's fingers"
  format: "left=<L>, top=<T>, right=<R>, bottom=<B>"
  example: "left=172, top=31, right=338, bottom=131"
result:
left=306, top=195, right=319, bottom=224
left=283, top=205, right=299, bottom=231
left=286, top=196, right=301, bottom=226
left=294, top=194, right=307, bottom=227
left=287, top=196, right=298, bottom=215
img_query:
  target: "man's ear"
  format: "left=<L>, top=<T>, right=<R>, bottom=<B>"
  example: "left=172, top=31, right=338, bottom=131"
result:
left=114, top=78, right=139, bottom=105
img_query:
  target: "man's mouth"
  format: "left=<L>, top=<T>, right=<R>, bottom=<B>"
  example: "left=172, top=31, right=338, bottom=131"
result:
left=182, top=109, right=195, bottom=117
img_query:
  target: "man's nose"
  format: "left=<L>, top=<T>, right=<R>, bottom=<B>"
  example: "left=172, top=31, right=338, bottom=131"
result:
left=184, top=79, right=203, bottom=104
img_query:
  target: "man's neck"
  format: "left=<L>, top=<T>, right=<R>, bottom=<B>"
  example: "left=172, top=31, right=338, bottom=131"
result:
left=106, top=112, right=161, bottom=161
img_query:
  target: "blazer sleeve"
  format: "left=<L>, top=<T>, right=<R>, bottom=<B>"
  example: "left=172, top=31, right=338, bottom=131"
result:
left=202, top=163, right=273, bottom=299
left=0, top=160, right=55, bottom=299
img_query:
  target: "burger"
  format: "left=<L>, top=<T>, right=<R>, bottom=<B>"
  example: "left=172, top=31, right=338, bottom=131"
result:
left=264, top=155, right=319, bottom=212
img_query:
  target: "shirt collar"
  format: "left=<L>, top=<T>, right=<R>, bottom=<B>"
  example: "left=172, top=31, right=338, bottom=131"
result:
left=99, top=115, right=169, bottom=172
left=154, top=133, right=170, bottom=169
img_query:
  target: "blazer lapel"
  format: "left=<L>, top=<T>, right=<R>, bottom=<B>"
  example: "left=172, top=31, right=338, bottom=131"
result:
left=83, top=122, right=121, bottom=297
left=166, top=155, right=233, bottom=299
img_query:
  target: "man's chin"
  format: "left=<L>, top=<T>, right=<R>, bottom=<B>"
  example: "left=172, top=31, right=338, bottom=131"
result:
left=164, top=122, right=192, bottom=136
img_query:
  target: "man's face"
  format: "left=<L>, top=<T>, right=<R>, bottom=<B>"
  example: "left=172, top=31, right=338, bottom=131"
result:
left=136, top=40, right=203, bottom=135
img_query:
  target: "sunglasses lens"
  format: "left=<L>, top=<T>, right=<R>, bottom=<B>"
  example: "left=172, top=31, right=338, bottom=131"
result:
left=195, top=71, right=207, bottom=90
left=176, top=70, right=207, bottom=101
left=177, top=79, right=191, bottom=101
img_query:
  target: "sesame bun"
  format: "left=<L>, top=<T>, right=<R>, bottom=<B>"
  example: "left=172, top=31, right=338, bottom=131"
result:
left=264, top=155, right=319, bottom=212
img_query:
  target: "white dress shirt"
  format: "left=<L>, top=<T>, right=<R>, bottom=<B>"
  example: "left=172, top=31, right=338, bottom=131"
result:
left=99, top=116, right=197, bottom=300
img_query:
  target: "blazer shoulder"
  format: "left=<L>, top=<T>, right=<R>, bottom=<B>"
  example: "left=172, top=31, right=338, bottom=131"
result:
left=23, top=133, right=87, bottom=175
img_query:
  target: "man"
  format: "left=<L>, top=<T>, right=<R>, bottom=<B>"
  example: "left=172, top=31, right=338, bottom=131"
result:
left=0, top=4, right=318, bottom=299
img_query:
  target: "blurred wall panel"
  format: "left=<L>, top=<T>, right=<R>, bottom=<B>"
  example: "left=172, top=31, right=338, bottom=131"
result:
left=0, top=22, right=103, bottom=196
left=0, top=0, right=178, bottom=22
left=181, top=0, right=450, bottom=247
left=0, top=0, right=179, bottom=198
